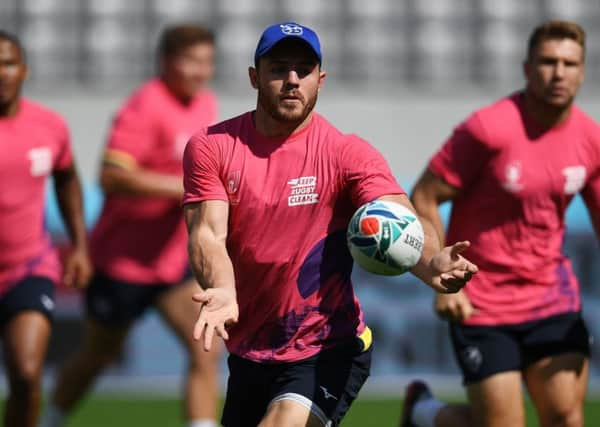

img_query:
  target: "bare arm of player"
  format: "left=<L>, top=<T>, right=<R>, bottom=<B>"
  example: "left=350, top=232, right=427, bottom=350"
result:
left=411, top=168, right=477, bottom=322
left=376, top=192, right=477, bottom=294
left=589, top=208, right=600, bottom=243
left=184, top=200, right=239, bottom=351
left=100, top=163, right=183, bottom=199
left=53, top=164, right=93, bottom=288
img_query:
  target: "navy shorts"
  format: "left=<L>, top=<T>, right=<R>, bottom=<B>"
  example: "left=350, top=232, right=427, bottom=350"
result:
left=221, top=340, right=372, bottom=427
left=85, top=270, right=192, bottom=327
left=0, top=276, right=55, bottom=328
left=450, top=311, right=591, bottom=384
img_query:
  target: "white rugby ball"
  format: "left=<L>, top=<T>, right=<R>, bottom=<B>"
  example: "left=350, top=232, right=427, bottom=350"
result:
left=347, top=200, right=424, bottom=275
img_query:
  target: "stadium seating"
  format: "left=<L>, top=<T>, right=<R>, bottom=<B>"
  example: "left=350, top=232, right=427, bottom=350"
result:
left=4, top=0, right=598, bottom=88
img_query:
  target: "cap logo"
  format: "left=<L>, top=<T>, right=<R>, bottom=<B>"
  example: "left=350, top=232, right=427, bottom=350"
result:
left=280, top=24, right=303, bottom=35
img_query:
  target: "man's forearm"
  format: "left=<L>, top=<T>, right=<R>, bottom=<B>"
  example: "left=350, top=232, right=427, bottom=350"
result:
left=409, top=216, right=441, bottom=286
left=188, top=237, right=236, bottom=292
left=54, top=167, right=88, bottom=249
left=101, top=166, right=183, bottom=199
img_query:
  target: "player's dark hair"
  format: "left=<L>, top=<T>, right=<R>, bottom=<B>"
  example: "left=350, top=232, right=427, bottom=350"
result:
left=157, top=24, right=214, bottom=58
left=0, top=29, right=26, bottom=63
left=527, top=20, right=586, bottom=61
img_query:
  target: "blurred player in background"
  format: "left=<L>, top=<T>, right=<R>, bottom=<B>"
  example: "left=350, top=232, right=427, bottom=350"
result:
left=0, top=30, right=92, bottom=427
left=182, top=21, right=477, bottom=427
left=403, top=20, right=600, bottom=427
left=40, top=24, right=221, bottom=427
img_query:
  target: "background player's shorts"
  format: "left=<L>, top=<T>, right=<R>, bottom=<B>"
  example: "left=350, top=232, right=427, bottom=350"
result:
left=85, top=270, right=193, bottom=327
left=221, top=339, right=372, bottom=427
left=0, top=276, right=55, bottom=328
left=450, top=311, right=591, bottom=384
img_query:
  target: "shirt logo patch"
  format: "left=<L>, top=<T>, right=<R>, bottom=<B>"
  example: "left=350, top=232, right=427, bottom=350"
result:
left=227, top=170, right=241, bottom=205
left=501, top=160, right=523, bottom=193
left=28, top=147, right=53, bottom=177
left=280, top=24, right=303, bottom=36
left=562, top=166, right=586, bottom=195
left=288, top=176, right=318, bottom=206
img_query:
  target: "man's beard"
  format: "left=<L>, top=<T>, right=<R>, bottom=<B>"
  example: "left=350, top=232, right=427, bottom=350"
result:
left=257, top=88, right=318, bottom=125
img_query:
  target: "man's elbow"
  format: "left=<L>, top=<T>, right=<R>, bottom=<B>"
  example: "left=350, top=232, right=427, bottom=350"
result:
left=410, top=183, right=433, bottom=213
left=99, top=167, right=124, bottom=194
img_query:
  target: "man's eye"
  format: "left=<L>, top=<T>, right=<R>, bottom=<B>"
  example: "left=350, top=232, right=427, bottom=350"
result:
left=271, top=66, right=287, bottom=74
left=296, top=68, right=311, bottom=78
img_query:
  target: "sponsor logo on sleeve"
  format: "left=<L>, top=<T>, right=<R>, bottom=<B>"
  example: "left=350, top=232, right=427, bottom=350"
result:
left=227, top=170, right=241, bottom=205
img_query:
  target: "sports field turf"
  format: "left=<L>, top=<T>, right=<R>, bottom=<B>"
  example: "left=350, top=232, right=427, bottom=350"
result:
left=5, top=395, right=600, bottom=426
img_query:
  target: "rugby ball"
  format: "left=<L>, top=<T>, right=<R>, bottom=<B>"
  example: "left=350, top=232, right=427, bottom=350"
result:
left=347, top=200, right=424, bottom=275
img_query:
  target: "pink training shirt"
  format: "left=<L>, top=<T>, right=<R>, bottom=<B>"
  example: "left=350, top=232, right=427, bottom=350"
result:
left=183, top=112, right=404, bottom=362
left=430, top=92, right=600, bottom=326
left=0, top=98, right=73, bottom=294
left=91, top=79, right=217, bottom=285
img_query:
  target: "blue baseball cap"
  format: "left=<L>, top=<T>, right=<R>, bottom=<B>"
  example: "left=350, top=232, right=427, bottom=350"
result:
left=254, top=22, right=322, bottom=66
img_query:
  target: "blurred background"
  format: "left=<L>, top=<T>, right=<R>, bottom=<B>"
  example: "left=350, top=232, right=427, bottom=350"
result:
left=1, top=0, right=600, bottom=403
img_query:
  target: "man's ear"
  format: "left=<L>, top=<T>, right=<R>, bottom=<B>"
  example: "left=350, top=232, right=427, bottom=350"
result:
left=249, top=66, right=258, bottom=89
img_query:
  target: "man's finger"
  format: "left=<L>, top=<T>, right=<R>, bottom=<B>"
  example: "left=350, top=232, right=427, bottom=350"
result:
left=204, top=324, right=215, bottom=351
left=63, top=259, right=75, bottom=286
left=456, top=302, right=469, bottom=321
left=215, top=323, right=229, bottom=341
left=450, top=241, right=471, bottom=258
left=192, top=292, right=209, bottom=303
left=466, top=262, right=479, bottom=274
left=193, top=318, right=206, bottom=341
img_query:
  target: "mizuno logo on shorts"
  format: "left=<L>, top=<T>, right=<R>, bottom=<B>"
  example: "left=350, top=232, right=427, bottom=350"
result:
left=320, top=386, right=338, bottom=400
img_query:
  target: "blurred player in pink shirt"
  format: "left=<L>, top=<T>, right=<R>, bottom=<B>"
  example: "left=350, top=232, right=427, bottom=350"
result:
left=41, top=25, right=221, bottom=427
left=183, top=22, right=477, bottom=427
left=0, top=31, right=91, bottom=427
left=403, top=21, right=600, bottom=427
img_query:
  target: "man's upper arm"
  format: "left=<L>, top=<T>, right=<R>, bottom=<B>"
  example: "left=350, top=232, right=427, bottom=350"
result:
left=428, top=113, right=494, bottom=191
left=581, top=169, right=600, bottom=240
left=103, top=97, right=153, bottom=171
left=411, top=169, right=461, bottom=206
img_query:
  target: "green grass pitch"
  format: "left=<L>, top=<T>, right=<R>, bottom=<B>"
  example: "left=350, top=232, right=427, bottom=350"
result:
left=5, top=395, right=599, bottom=426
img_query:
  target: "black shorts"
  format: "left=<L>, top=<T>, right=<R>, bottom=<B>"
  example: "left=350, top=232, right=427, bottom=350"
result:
left=450, top=311, right=591, bottom=384
left=221, top=341, right=372, bottom=427
left=85, top=270, right=192, bottom=327
left=0, top=276, right=55, bottom=328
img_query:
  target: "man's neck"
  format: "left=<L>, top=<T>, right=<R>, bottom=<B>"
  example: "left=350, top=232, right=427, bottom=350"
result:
left=523, top=90, right=572, bottom=130
left=160, top=77, right=194, bottom=106
left=0, top=98, right=20, bottom=117
left=253, top=107, right=312, bottom=138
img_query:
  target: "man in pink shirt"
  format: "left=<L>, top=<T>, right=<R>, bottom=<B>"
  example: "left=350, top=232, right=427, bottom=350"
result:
left=0, top=31, right=92, bottom=427
left=402, top=21, right=599, bottom=427
left=41, top=25, right=221, bottom=427
left=183, top=21, right=478, bottom=427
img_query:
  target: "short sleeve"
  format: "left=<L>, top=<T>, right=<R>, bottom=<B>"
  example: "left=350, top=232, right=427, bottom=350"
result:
left=53, top=116, right=73, bottom=171
left=428, top=113, right=494, bottom=190
left=581, top=136, right=600, bottom=212
left=103, top=95, right=154, bottom=170
left=339, top=135, right=404, bottom=207
left=182, top=130, right=228, bottom=205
